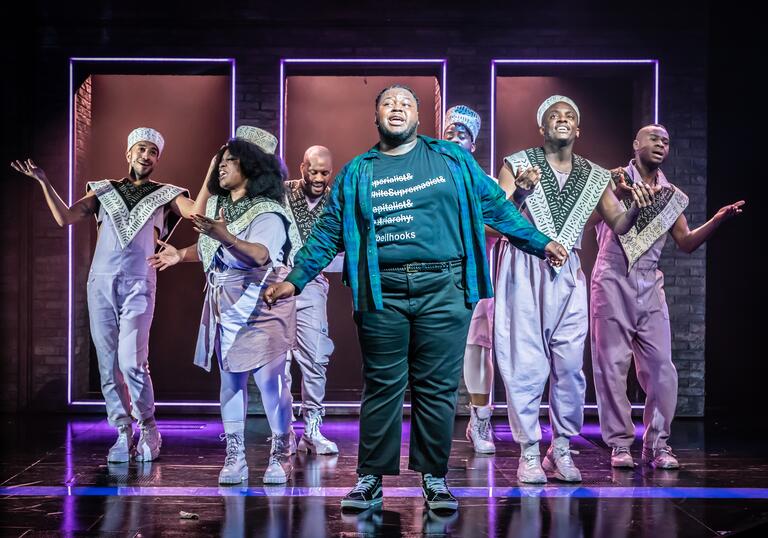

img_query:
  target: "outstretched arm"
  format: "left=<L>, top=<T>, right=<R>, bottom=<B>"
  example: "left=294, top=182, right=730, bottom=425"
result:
left=11, top=159, right=97, bottom=226
left=669, top=200, right=745, bottom=253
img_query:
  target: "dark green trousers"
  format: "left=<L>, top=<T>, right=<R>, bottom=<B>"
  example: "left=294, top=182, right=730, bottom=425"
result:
left=353, top=264, right=473, bottom=476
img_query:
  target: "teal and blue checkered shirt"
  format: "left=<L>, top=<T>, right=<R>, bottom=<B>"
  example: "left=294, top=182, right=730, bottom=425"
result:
left=285, top=135, right=552, bottom=311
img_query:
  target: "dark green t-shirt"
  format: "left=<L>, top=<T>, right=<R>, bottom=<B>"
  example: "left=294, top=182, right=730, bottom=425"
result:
left=371, top=139, right=464, bottom=265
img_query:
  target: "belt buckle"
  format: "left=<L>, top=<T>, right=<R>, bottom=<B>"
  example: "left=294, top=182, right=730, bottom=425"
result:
left=405, top=263, right=418, bottom=273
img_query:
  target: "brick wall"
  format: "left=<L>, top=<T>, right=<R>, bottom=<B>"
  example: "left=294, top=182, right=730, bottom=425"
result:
left=2, top=3, right=709, bottom=415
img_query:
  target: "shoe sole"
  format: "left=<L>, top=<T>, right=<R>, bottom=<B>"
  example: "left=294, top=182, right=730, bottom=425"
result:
left=341, top=497, right=383, bottom=510
left=263, top=470, right=291, bottom=484
left=219, top=467, right=249, bottom=485
left=107, top=450, right=133, bottom=463
left=466, top=431, right=496, bottom=454
left=135, top=449, right=160, bottom=462
left=517, top=472, right=547, bottom=484
left=643, top=460, right=680, bottom=470
left=611, top=460, right=635, bottom=469
left=298, top=439, right=339, bottom=455
left=424, top=499, right=458, bottom=511
left=542, top=458, right=582, bottom=482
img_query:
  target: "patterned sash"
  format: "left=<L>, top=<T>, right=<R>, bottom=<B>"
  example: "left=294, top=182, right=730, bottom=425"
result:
left=286, top=187, right=329, bottom=243
left=198, top=194, right=303, bottom=272
left=87, top=179, right=188, bottom=249
left=505, top=148, right=609, bottom=273
left=617, top=162, right=688, bottom=271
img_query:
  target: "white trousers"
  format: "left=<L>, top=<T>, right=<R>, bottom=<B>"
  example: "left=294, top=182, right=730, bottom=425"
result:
left=87, top=273, right=157, bottom=427
left=285, top=278, right=335, bottom=415
left=494, top=243, right=588, bottom=444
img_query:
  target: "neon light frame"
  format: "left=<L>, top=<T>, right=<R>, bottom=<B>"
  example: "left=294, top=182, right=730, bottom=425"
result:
left=490, top=58, right=659, bottom=173
left=67, top=57, right=236, bottom=407
left=489, top=58, right=658, bottom=411
left=278, top=58, right=448, bottom=160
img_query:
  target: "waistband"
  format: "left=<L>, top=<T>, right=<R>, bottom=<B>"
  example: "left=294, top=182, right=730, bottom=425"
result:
left=379, top=258, right=463, bottom=273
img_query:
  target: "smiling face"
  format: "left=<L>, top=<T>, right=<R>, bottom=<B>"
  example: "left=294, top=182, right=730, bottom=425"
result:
left=217, top=149, right=247, bottom=191
left=125, top=141, right=159, bottom=180
left=539, top=102, right=580, bottom=146
left=375, top=86, right=419, bottom=145
left=443, top=123, right=475, bottom=153
left=633, top=125, right=670, bottom=167
left=300, top=147, right=333, bottom=198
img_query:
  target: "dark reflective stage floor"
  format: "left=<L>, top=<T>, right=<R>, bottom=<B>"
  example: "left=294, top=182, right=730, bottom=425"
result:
left=1, top=414, right=767, bottom=536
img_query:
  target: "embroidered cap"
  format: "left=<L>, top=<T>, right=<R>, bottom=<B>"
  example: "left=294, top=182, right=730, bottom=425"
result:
left=126, top=127, right=165, bottom=156
left=235, top=125, right=278, bottom=155
left=445, top=105, right=481, bottom=142
left=536, top=95, right=580, bottom=127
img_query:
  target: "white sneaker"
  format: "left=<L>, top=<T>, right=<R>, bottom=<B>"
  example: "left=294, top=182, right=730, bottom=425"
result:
left=219, top=432, right=248, bottom=484
left=543, top=439, right=582, bottom=482
left=642, top=445, right=680, bottom=469
left=517, top=443, right=547, bottom=484
left=298, top=410, right=339, bottom=455
left=465, top=405, right=496, bottom=454
left=263, top=432, right=293, bottom=484
left=107, top=424, right=135, bottom=463
left=135, top=418, right=162, bottom=462
left=611, top=446, right=635, bottom=468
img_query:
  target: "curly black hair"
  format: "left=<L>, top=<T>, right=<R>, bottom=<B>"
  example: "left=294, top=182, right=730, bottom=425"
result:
left=207, top=138, right=287, bottom=202
left=374, top=84, right=420, bottom=109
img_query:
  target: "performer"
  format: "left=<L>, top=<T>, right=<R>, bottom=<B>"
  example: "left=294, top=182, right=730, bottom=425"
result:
left=265, top=85, right=567, bottom=511
left=443, top=105, right=497, bottom=454
left=494, top=96, right=655, bottom=484
left=149, top=127, right=301, bottom=484
left=12, top=127, right=196, bottom=462
left=590, top=124, right=744, bottom=469
left=283, top=146, right=339, bottom=455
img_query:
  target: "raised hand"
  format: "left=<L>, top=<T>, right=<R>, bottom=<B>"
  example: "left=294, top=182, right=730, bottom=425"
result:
left=11, top=158, right=49, bottom=185
left=629, top=182, right=657, bottom=209
left=192, top=208, right=230, bottom=243
left=714, top=200, right=745, bottom=222
left=514, top=165, right=542, bottom=192
left=544, top=240, right=568, bottom=268
left=147, top=240, right=182, bottom=271
left=611, top=167, right=635, bottom=202
left=263, top=281, right=296, bottom=307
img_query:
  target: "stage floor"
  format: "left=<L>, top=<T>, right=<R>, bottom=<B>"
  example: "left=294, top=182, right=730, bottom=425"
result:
left=1, top=414, right=767, bottom=536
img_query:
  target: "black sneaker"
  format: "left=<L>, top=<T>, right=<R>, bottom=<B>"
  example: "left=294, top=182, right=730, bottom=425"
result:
left=421, top=474, right=458, bottom=511
left=340, top=474, right=383, bottom=510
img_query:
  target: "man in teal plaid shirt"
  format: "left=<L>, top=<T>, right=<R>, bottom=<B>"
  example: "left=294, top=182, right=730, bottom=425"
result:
left=265, top=84, right=567, bottom=512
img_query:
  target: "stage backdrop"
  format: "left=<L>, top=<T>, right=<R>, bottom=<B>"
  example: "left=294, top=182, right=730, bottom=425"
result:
left=73, top=71, right=231, bottom=402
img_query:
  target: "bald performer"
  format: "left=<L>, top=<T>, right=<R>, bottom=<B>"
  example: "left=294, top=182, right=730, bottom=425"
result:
left=591, top=124, right=744, bottom=470
left=284, top=146, right=339, bottom=455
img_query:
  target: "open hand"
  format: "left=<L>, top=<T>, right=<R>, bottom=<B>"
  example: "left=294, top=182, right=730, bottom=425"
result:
left=11, top=159, right=48, bottom=185
left=147, top=240, right=182, bottom=271
left=192, top=208, right=230, bottom=242
left=714, top=200, right=745, bottom=222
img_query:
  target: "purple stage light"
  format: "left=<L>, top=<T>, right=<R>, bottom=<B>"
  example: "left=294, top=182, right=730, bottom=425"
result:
left=490, top=58, right=659, bottom=173
left=4, top=485, right=768, bottom=500
left=67, top=57, right=236, bottom=407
